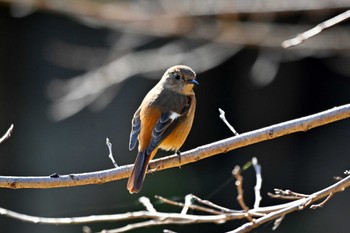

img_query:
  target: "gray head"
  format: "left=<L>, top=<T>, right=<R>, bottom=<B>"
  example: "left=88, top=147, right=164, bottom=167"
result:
left=161, top=65, right=198, bottom=95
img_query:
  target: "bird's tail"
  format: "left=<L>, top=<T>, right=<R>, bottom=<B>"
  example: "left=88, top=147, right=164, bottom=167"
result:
left=127, top=150, right=156, bottom=194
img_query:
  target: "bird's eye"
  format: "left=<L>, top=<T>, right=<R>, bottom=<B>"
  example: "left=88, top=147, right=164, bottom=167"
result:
left=172, top=73, right=181, bottom=80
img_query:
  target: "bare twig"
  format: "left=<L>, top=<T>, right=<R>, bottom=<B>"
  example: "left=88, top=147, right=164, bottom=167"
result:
left=0, top=104, right=350, bottom=189
left=282, top=10, right=350, bottom=48
left=232, top=166, right=254, bottom=222
left=0, top=207, right=243, bottom=226
left=310, top=192, right=334, bottom=209
left=268, top=189, right=309, bottom=200
left=252, top=157, right=262, bottom=209
left=0, top=124, right=14, bottom=144
left=218, top=108, right=239, bottom=136
left=181, top=194, right=193, bottom=215
left=190, top=194, right=236, bottom=213
left=99, top=220, right=170, bottom=233
left=139, top=197, right=156, bottom=213
left=106, top=138, right=118, bottom=168
left=163, top=230, right=178, bottom=233
left=0, top=175, right=349, bottom=233
left=155, top=195, right=225, bottom=215
left=272, top=215, right=285, bottom=231
left=228, top=175, right=350, bottom=233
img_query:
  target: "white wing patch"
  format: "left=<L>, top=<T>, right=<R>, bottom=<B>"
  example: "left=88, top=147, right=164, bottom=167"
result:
left=169, top=111, right=180, bottom=120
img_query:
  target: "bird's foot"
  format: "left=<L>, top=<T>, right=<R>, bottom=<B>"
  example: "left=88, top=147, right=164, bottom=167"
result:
left=148, top=164, right=160, bottom=174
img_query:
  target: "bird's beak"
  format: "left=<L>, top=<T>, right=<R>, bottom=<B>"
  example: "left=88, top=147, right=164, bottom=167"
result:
left=187, top=79, right=199, bottom=86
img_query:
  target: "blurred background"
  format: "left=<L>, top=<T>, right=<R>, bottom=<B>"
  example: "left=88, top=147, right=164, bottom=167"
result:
left=0, top=1, right=350, bottom=232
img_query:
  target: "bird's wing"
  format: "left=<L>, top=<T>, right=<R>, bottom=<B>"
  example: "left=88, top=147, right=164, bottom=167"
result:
left=146, top=102, right=190, bottom=154
left=129, top=108, right=141, bottom=151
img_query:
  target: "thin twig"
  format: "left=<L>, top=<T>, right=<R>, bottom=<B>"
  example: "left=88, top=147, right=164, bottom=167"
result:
left=232, top=166, right=254, bottom=222
left=227, top=175, right=350, bottom=233
left=272, top=215, right=285, bottom=231
left=0, top=124, right=14, bottom=144
left=190, top=194, right=237, bottom=213
left=218, top=108, right=239, bottom=136
left=1, top=104, right=350, bottom=189
left=282, top=10, right=350, bottom=48
left=181, top=194, right=192, bottom=215
left=155, top=195, right=225, bottom=215
left=0, top=207, right=243, bottom=225
left=100, top=220, right=165, bottom=233
left=252, top=157, right=262, bottom=209
left=139, top=197, right=156, bottom=213
left=163, top=230, right=178, bottom=233
left=268, top=189, right=309, bottom=200
left=106, top=138, right=118, bottom=168
left=310, top=192, right=334, bottom=209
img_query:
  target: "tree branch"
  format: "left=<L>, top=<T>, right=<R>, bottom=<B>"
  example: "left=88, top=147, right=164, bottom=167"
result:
left=0, top=174, right=349, bottom=232
left=1, top=104, right=350, bottom=189
left=0, top=124, right=14, bottom=144
left=228, top=174, right=350, bottom=233
left=252, top=157, right=262, bottom=209
left=219, top=108, right=239, bottom=136
left=282, top=10, right=350, bottom=48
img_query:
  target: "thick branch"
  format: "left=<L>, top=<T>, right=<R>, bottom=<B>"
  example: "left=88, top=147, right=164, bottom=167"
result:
left=0, top=104, right=350, bottom=189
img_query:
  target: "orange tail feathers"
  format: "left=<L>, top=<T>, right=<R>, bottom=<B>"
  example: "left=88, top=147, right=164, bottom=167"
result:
left=127, top=150, right=157, bottom=194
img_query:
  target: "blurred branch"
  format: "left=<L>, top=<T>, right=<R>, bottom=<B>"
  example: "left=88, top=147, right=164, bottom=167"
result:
left=11, top=0, right=345, bottom=120
left=47, top=21, right=350, bottom=120
left=4, top=0, right=348, bottom=55
left=2, top=1, right=350, bottom=122
left=46, top=21, right=350, bottom=120
left=0, top=104, right=350, bottom=189
left=0, top=169, right=349, bottom=233
left=282, top=10, right=350, bottom=48
left=4, top=0, right=350, bottom=49
left=2, top=0, right=350, bottom=20
left=48, top=40, right=238, bottom=121
left=0, top=124, right=14, bottom=144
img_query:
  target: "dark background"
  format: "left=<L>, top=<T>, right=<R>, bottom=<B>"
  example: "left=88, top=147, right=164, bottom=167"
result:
left=0, top=2, right=350, bottom=233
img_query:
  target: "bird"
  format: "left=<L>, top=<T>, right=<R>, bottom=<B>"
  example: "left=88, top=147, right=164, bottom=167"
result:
left=127, top=65, right=198, bottom=194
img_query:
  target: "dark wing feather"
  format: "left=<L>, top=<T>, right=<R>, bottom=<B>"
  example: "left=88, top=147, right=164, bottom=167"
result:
left=129, top=108, right=141, bottom=151
left=146, top=104, right=190, bottom=154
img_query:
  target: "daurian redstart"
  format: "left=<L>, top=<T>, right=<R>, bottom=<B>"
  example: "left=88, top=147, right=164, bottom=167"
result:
left=127, top=65, right=198, bottom=194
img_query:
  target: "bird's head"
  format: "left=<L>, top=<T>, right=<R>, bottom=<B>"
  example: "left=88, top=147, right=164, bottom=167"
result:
left=162, top=65, right=198, bottom=95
